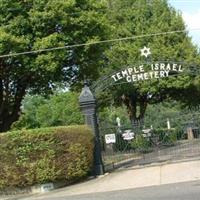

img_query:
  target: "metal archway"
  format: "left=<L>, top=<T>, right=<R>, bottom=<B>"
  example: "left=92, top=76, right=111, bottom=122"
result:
left=91, top=60, right=200, bottom=94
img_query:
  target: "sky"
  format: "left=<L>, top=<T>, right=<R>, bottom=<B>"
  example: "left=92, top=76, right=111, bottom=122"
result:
left=168, top=0, right=200, bottom=47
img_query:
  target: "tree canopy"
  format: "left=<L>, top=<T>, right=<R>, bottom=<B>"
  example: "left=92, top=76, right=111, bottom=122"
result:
left=96, top=0, right=200, bottom=126
left=1, top=0, right=200, bottom=132
left=12, top=92, right=83, bottom=129
left=0, top=0, right=109, bottom=132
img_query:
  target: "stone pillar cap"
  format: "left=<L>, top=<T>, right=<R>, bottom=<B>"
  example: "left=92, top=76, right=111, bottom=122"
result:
left=79, top=82, right=96, bottom=103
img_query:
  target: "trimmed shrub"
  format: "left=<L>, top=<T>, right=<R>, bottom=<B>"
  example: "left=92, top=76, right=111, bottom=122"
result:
left=0, top=125, right=94, bottom=189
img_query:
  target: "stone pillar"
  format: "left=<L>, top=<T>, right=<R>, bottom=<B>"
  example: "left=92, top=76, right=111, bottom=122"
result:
left=79, top=82, right=104, bottom=176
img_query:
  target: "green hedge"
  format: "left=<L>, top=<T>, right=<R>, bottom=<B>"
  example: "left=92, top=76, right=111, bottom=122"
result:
left=0, top=125, right=94, bottom=189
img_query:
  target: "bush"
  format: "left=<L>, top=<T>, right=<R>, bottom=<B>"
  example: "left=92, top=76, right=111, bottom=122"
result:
left=131, top=134, right=152, bottom=153
left=0, top=125, right=94, bottom=189
left=153, top=129, right=177, bottom=146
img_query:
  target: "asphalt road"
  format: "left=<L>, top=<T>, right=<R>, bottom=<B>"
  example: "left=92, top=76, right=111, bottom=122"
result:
left=19, top=180, right=200, bottom=200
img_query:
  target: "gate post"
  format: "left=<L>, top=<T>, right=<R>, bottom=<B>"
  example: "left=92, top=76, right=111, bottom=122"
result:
left=79, top=82, right=104, bottom=176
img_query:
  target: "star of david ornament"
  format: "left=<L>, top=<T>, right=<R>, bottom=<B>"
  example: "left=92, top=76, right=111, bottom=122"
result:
left=140, top=46, right=151, bottom=58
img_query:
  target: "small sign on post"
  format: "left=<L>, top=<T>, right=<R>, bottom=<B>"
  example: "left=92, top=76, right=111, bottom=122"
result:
left=105, top=134, right=116, bottom=144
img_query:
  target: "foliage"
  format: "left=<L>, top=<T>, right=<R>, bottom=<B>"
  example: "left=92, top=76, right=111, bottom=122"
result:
left=12, top=95, right=46, bottom=129
left=144, top=101, right=182, bottom=129
left=0, top=0, right=110, bottom=132
left=144, top=101, right=200, bottom=131
left=99, top=105, right=130, bottom=127
left=12, top=92, right=84, bottom=129
left=98, top=101, right=194, bottom=129
left=97, top=0, right=200, bottom=124
left=131, top=134, right=151, bottom=153
left=1, top=0, right=200, bottom=132
left=153, top=128, right=177, bottom=146
left=0, top=125, right=94, bottom=189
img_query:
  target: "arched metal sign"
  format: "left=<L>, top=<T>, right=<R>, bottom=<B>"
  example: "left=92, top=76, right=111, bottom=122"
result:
left=92, top=60, right=200, bottom=94
left=92, top=46, right=200, bottom=93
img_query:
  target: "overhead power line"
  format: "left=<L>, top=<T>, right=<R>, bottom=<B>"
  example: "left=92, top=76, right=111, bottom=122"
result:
left=0, top=28, right=200, bottom=58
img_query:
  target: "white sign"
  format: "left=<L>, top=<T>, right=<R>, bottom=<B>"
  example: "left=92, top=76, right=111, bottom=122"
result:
left=105, top=134, right=116, bottom=144
left=122, top=130, right=135, bottom=140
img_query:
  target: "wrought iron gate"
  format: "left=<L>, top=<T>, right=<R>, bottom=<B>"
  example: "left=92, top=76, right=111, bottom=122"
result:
left=99, top=112, right=200, bottom=171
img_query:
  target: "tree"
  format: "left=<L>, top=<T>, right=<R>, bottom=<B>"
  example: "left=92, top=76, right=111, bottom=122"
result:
left=0, top=0, right=109, bottom=132
left=12, top=95, right=46, bottom=129
left=97, top=0, right=200, bottom=127
left=12, top=92, right=83, bottom=129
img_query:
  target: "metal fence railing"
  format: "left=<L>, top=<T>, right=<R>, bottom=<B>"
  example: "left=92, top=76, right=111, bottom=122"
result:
left=100, top=124, right=200, bottom=171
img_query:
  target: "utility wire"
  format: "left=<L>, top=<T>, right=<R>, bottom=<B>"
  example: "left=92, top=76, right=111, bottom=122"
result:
left=0, top=28, right=200, bottom=58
